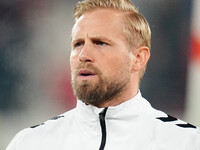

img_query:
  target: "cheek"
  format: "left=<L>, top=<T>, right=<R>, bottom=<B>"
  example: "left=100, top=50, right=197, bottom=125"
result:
left=102, top=56, right=125, bottom=76
left=111, top=55, right=132, bottom=75
left=70, top=51, right=78, bottom=72
left=70, top=49, right=78, bottom=58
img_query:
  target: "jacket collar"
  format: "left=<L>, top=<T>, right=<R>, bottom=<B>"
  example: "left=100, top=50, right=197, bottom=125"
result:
left=76, top=90, right=151, bottom=121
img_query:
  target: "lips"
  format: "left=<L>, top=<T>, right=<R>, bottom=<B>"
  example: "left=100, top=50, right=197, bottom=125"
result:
left=78, top=70, right=96, bottom=77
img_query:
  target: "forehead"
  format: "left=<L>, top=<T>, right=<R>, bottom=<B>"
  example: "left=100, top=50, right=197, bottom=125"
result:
left=72, top=8, right=125, bottom=38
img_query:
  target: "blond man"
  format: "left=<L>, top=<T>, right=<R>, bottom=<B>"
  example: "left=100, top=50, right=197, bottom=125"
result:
left=6, top=0, right=200, bottom=150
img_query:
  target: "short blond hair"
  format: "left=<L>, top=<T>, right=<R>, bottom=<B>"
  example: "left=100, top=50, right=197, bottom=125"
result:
left=73, top=0, right=151, bottom=80
left=74, top=0, right=139, bottom=20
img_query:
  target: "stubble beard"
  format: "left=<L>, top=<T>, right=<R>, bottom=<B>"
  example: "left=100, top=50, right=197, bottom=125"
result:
left=71, top=64, right=130, bottom=107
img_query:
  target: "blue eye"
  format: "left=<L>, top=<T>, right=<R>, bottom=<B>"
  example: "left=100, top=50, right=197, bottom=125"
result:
left=74, top=42, right=83, bottom=47
left=94, top=40, right=107, bottom=46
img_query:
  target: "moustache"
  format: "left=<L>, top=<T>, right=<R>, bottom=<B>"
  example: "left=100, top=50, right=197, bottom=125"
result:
left=74, top=63, right=102, bottom=76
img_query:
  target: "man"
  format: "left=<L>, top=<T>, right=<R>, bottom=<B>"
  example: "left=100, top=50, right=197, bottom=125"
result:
left=6, top=0, right=200, bottom=150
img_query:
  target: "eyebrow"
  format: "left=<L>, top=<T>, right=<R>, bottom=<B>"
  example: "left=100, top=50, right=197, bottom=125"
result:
left=71, top=38, right=84, bottom=46
left=91, top=36, right=113, bottom=44
left=72, top=36, right=114, bottom=45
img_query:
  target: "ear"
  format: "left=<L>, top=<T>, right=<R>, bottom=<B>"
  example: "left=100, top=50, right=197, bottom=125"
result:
left=132, top=46, right=150, bottom=71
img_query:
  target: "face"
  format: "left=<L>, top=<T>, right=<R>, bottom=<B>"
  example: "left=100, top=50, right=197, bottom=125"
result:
left=70, top=8, right=134, bottom=106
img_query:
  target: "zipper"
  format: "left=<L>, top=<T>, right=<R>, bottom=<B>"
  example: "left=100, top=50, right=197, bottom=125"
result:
left=99, top=108, right=108, bottom=150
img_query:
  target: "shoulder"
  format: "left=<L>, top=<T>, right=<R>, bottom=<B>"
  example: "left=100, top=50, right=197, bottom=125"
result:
left=27, top=107, right=77, bottom=133
left=139, top=98, right=200, bottom=136
left=146, top=108, right=200, bottom=149
left=6, top=108, right=77, bottom=150
left=147, top=108, right=200, bottom=135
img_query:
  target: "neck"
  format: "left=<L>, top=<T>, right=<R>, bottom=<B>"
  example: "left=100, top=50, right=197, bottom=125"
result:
left=94, top=88, right=138, bottom=108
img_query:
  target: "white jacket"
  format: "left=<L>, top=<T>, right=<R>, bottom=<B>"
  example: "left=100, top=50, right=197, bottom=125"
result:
left=6, top=92, right=200, bottom=150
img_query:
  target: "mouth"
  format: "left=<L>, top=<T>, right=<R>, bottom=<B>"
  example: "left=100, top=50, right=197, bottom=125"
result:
left=78, top=70, right=96, bottom=77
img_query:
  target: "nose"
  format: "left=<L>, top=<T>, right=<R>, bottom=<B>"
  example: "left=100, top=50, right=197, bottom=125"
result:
left=79, top=43, right=94, bottom=63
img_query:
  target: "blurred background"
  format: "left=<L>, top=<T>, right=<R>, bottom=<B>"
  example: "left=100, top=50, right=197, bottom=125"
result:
left=1, top=0, right=200, bottom=149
